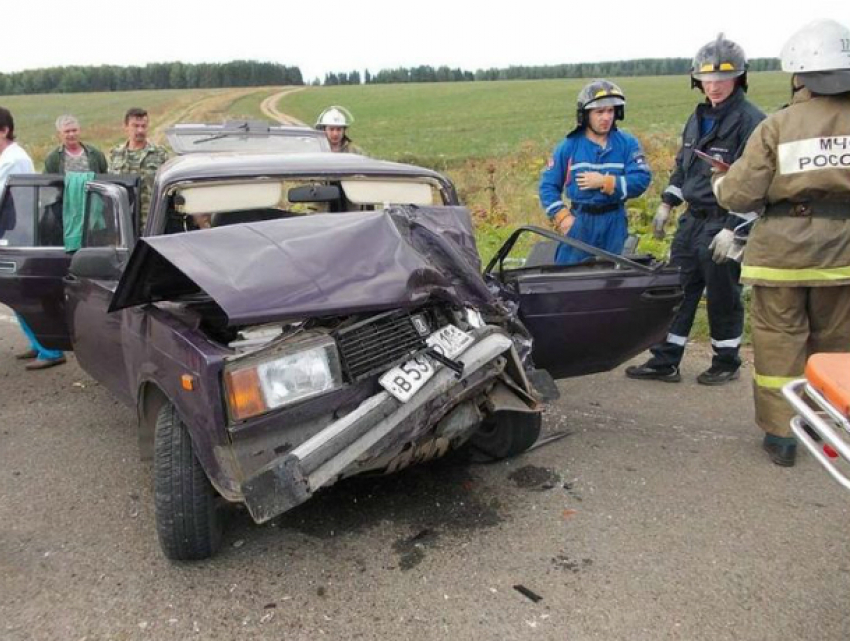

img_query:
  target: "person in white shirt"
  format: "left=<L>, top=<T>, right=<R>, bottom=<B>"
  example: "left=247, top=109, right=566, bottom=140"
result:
left=0, top=107, right=35, bottom=194
left=0, top=106, right=66, bottom=370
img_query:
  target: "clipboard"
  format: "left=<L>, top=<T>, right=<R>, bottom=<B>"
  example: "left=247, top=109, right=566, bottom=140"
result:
left=693, top=149, right=730, bottom=172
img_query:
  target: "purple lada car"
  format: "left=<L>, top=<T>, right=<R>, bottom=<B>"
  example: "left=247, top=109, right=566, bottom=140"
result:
left=0, top=124, right=681, bottom=560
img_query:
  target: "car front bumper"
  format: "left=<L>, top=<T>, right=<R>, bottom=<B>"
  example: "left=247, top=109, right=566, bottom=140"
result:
left=241, top=330, right=517, bottom=522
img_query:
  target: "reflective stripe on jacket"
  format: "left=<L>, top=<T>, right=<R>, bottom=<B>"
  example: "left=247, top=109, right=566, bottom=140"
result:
left=714, top=89, right=850, bottom=286
left=539, top=128, right=651, bottom=218
left=661, top=89, right=764, bottom=216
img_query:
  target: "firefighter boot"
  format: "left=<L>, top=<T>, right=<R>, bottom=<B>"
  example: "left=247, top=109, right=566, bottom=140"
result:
left=762, top=434, right=797, bottom=467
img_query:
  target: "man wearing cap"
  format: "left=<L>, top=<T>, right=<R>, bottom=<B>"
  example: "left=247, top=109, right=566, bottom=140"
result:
left=539, top=79, right=651, bottom=265
left=626, top=34, right=764, bottom=386
left=712, top=19, right=850, bottom=467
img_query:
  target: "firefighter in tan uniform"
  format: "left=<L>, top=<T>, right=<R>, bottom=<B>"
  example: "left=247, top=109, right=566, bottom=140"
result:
left=712, top=19, right=850, bottom=466
left=315, top=106, right=363, bottom=154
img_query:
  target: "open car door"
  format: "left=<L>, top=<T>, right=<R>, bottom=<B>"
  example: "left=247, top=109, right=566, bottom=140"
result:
left=486, top=226, right=683, bottom=379
left=0, top=174, right=139, bottom=350
left=63, top=181, right=137, bottom=403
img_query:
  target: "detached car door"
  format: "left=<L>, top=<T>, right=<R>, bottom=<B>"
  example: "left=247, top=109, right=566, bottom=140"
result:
left=0, top=176, right=72, bottom=349
left=64, top=182, right=137, bottom=404
left=486, top=226, right=683, bottom=379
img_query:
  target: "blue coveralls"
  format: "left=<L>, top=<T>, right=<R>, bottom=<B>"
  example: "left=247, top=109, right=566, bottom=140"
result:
left=539, top=128, right=651, bottom=264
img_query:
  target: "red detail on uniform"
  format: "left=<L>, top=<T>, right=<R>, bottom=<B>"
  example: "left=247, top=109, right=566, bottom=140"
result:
left=565, top=157, right=572, bottom=185
left=824, top=444, right=839, bottom=459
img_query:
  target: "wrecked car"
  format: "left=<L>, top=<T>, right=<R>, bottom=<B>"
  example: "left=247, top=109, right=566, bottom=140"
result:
left=0, top=142, right=682, bottom=560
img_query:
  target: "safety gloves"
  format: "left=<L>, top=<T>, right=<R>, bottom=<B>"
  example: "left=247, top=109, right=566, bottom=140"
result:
left=708, top=228, right=744, bottom=263
left=552, top=209, right=575, bottom=235
left=653, top=203, right=671, bottom=240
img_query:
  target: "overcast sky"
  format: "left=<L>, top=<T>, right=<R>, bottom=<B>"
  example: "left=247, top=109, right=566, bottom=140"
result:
left=3, top=2, right=846, bottom=82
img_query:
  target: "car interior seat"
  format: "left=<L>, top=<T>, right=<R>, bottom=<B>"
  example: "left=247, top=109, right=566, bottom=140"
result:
left=211, top=208, right=302, bottom=228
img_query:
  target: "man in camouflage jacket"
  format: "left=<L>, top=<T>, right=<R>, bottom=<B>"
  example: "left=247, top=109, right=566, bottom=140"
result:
left=108, top=107, right=169, bottom=229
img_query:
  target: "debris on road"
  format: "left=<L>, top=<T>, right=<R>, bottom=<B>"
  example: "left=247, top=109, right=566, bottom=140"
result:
left=513, top=584, right=543, bottom=603
left=527, top=430, right=572, bottom=451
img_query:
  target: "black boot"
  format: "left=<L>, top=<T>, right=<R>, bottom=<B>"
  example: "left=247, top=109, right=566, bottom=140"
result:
left=762, top=434, right=797, bottom=467
left=625, top=362, right=681, bottom=382
left=697, top=366, right=740, bottom=386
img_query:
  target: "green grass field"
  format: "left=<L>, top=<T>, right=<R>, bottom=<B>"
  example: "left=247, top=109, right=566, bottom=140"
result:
left=4, top=74, right=786, bottom=343
left=0, top=87, right=269, bottom=167
left=277, top=73, right=790, bottom=164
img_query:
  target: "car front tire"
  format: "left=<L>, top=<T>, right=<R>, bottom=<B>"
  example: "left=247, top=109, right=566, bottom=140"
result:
left=466, top=411, right=542, bottom=462
left=154, top=403, right=222, bottom=561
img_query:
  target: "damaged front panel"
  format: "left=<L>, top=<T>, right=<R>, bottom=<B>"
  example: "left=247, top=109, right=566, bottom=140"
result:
left=109, top=206, right=502, bottom=327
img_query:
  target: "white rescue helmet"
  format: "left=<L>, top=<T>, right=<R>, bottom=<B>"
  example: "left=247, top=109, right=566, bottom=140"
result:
left=315, top=106, right=354, bottom=130
left=780, top=19, right=850, bottom=94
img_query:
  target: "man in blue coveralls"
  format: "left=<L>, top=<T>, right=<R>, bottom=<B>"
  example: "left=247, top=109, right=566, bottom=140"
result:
left=539, top=79, right=651, bottom=264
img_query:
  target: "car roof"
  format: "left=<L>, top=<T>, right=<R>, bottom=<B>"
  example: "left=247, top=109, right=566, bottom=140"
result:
left=156, top=152, right=450, bottom=185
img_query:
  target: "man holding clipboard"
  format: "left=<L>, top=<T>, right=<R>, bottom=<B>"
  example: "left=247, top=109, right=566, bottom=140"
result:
left=626, top=34, right=764, bottom=385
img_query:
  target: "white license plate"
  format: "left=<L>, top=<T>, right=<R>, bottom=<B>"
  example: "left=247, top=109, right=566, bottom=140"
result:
left=379, top=325, right=474, bottom=403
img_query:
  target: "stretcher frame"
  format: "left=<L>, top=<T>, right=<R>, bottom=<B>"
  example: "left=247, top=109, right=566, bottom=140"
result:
left=783, top=378, right=850, bottom=491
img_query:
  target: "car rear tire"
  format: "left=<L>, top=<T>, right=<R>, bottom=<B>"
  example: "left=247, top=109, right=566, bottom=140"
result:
left=466, top=411, right=542, bottom=462
left=154, top=403, right=222, bottom=561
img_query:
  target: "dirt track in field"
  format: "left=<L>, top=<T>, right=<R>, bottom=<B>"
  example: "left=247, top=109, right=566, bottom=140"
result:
left=259, top=87, right=306, bottom=125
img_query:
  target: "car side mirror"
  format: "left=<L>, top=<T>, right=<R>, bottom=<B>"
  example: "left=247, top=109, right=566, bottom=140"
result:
left=69, top=247, right=127, bottom=281
left=288, top=184, right=341, bottom=203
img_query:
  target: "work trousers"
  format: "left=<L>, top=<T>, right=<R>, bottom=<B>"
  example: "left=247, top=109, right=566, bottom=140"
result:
left=647, top=212, right=744, bottom=370
left=750, top=285, right=850, bottom=437
left=555, top=210, right=627, bottom=265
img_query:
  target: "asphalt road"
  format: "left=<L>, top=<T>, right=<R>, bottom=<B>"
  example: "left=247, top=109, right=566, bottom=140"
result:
left=1, top=306, right=848, bottom=641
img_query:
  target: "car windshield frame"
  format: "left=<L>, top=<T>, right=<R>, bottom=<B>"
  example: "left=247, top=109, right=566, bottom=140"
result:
left=166, top=122, right=330, bottom=155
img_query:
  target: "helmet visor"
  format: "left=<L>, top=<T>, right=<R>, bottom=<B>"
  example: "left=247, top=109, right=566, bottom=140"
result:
left=692, top=61, right=745, bottom=81
left=586, top=96, right=625, bottom=110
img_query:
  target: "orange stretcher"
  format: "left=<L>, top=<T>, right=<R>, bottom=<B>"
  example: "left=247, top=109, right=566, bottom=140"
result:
left=783, top=353, right=850, bottom=491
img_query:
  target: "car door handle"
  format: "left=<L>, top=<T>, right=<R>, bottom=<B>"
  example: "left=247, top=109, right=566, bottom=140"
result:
left=0, top=261, right=16, bottom=274
left=641, top=286, right=683, bottom=302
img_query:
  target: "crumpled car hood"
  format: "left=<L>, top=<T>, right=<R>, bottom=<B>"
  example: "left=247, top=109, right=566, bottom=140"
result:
left=109, top=206, right=498, bottom=326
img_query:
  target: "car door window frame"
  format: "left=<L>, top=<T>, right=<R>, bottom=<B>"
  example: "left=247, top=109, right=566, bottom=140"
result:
left=83, top=182, right=135, bottom=251
left=0, top=176, right=66, bottom=252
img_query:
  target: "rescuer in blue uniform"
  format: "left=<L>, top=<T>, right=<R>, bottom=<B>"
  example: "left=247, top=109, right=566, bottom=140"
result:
left=539, top=79, right=651, bottom=264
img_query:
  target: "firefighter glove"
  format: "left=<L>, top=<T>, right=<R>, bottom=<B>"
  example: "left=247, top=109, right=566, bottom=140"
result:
left=653, top=203, right=671, bottom=240
left=708, top=228, right=742, bottom=264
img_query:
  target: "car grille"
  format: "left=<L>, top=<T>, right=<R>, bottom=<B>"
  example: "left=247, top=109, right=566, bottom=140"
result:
left=334, top=309, right=429, bottom=381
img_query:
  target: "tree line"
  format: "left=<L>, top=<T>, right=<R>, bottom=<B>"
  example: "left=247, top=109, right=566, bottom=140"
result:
left=322, top=58, right=780, bottom=85
left=0, top=61, right=303, bottom=96
left=0, top=57, right=782, bottom=95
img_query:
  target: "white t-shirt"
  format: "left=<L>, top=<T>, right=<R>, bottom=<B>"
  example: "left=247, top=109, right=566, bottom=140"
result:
left=0, top=142, right=35, bottom=195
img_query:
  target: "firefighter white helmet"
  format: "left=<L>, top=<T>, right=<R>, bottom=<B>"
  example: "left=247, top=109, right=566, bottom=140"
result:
left=780, top=19, right=850, bottom=94
left=315, top=106, right=354, bottom=129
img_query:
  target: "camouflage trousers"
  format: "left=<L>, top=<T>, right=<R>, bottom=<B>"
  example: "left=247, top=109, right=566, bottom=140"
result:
left=751, top=285, right=850, bottom=437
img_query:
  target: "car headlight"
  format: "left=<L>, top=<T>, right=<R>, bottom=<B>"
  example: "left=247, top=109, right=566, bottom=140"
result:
left=224, top=336, right=343, bottom=422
